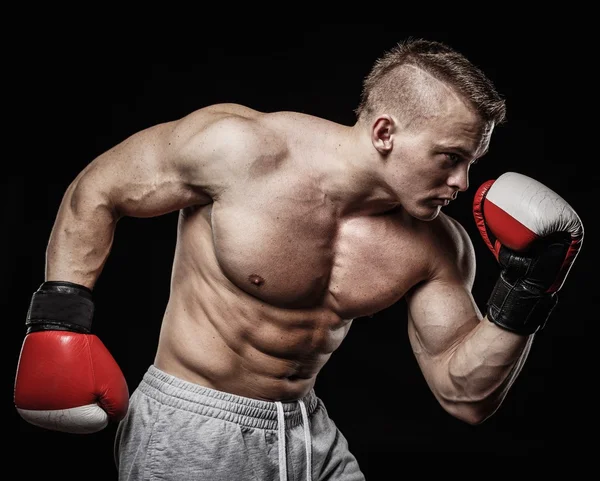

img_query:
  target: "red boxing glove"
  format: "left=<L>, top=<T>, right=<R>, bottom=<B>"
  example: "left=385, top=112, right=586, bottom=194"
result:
left=473, top=172, right=583, bottom=334
left=14, top=282, right=129, bottom=433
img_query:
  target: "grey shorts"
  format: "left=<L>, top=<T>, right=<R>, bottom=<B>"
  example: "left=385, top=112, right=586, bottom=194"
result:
left=114, top=365, right=365, bottom=481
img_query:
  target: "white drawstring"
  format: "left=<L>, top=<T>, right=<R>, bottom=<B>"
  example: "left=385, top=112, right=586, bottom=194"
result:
left=276, top=401, right=288, bottom=481
left=275, top=399, right=312, bottom=481
left=299, top=399, right=312, bottom=481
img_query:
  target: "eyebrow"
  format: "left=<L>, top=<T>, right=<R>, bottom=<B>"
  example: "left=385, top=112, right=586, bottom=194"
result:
left=436, top=143, right=488, bottom=161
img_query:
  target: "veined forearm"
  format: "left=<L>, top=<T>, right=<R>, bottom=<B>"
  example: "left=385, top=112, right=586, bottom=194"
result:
left=441, top=318, right=533, bottom=418
left=45, top=178, right=119, bottom=289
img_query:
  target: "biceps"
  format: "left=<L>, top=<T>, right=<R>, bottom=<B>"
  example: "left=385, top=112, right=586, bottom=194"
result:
left=407, top=279, right=482, bottom=362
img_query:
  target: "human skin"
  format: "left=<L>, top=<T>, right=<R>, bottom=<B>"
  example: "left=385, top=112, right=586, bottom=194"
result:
left=45, top=96, right=531, bottom=425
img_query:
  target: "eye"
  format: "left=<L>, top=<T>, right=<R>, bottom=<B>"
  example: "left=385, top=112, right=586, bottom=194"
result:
left=444, top=153, right=462, bottom=166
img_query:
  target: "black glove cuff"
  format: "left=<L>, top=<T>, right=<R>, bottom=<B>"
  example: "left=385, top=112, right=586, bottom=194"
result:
left=487, top=276, right=558, bottom=335
left=26, top=281, right=94, bottom=334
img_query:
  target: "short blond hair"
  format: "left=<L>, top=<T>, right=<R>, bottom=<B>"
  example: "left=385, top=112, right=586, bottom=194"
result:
left=355, top=38, right=506, bottom=128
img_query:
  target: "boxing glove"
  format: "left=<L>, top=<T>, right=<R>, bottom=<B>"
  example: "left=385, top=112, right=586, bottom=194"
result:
left=14, top=281, right=129, bottom=433
left=473, top=172, right=584, bottom=335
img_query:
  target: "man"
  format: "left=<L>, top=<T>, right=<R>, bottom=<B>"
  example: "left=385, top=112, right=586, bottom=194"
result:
left=14, top=38, right=583, bottom=480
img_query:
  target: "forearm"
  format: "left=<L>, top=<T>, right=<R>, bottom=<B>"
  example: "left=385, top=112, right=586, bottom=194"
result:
left=438, top=317, right=534, bottom=422
left=45, top=174, right=119, bottom=289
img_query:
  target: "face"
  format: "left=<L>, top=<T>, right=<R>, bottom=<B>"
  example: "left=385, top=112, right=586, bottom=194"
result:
left=373, top=94, right=494, bottom=221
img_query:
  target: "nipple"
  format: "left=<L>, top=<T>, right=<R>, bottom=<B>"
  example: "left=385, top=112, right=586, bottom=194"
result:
left=248, top=274, right=265, bottom=287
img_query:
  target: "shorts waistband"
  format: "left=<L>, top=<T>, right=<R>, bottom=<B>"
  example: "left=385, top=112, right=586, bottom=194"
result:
left=138, top=365, right=319, bottom=430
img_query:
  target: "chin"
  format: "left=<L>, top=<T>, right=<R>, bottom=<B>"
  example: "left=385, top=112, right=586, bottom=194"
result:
left=411, top=205, right=441, bottom=221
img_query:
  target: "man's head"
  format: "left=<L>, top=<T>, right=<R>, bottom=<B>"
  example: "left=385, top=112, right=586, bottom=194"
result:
left=355, top=38, right=506, bottom=221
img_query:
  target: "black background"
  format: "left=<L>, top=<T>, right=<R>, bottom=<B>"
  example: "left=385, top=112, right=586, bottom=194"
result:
left=6, top=24, right=595, bottom=479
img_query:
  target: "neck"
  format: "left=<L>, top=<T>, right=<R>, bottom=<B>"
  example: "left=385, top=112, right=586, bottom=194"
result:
left=311, top=123, right=397, bottom=216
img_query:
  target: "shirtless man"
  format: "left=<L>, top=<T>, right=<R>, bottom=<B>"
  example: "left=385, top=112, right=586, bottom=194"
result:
left=14, top=39, right=583, bottom=480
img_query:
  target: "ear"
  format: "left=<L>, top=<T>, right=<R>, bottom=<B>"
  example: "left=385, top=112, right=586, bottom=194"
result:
left=371, top=115, right=395, bottom=155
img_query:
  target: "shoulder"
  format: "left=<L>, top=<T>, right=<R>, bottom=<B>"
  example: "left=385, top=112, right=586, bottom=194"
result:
left=175, top=103, right=284, bottom=150
left=172, top=103, right=288, bottom=173
left=427, top=212, right=476, bottom=287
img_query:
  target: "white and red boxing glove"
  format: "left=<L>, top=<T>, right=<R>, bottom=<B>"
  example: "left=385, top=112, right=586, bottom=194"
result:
left=473, top=172, right=584, bottom=335
left=14, top=281, right=129, bottom=433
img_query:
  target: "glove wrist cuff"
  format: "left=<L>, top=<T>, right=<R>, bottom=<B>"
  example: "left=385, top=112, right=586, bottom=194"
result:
left=26, top=281, right=94, bottom=334
left=487, top=277, right=557, bottom=335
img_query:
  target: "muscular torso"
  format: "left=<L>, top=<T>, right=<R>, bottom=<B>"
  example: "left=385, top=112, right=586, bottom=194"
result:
left=154, top=110, right=444, bottom=401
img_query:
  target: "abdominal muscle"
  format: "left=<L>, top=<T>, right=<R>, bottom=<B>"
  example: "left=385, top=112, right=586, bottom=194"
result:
left=153, top=211, right=355, bottom=402
left=154, top=293, right=351, bottom=401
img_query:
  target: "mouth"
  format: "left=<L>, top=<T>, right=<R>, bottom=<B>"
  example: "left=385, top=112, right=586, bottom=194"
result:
left=430, top=198, right=451, bottom=206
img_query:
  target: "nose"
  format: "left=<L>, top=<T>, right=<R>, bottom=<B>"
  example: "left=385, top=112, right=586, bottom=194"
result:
left=447, top=166, right=469, bottom=192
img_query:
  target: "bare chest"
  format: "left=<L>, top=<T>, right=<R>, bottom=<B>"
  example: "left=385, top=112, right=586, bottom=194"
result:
left=208, top=195, right=431, bottom=318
